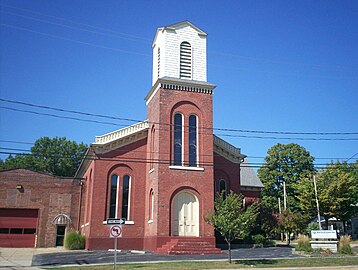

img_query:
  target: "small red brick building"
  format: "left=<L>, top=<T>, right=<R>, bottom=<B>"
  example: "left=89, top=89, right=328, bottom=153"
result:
left=75, top=21, right=263, bottom=254
left=0, top=169, right=82, bottom=248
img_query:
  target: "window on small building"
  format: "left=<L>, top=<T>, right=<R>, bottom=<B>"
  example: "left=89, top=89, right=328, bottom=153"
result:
left=180, top=41, right=192, bottom=79
left=173, top=113, right=183, bottom=165
left=122, top=175, right=131, bottom=220
left=188, top=115, right=198, bottom=166
left=109, top=174, right=118, bottom=218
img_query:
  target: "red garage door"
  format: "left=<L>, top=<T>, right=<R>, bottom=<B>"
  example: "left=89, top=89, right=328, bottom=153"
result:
left=0, top=208, right=38, bottom=248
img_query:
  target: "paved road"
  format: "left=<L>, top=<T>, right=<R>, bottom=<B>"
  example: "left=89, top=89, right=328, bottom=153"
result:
left=32, top=246, right=298, bottom=267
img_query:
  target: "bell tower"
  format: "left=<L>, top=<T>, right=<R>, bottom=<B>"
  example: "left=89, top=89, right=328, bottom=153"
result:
left=151, top=21, right=208, bottom=84
left=144, top=21, right=217, bottom=252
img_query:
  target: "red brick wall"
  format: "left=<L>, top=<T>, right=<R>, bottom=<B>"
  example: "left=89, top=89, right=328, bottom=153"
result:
left=145, top=87, right=215, bottom=245
left=83, top=138, right=148, bottom=249
left=0, top=169, right=81, bottom=247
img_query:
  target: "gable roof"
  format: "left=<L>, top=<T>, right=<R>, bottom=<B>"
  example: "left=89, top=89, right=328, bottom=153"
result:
left=152, top=20, right=207, bottom=47
left=240, top=160, right=264, bottom=189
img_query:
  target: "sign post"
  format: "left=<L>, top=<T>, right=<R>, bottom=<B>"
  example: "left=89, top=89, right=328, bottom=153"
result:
left=108, top=218, right=125, bottom=270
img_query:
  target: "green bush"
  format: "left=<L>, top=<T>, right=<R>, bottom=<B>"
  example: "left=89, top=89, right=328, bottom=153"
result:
left=339, top=235, right=353, bottom=255
left=252, top=234, right=266, bottom=247
left=64, top=231, right=85, bottom=250
left=295, top=234, right=312, bottom=252
left=306, top=222, right=319, bottom=235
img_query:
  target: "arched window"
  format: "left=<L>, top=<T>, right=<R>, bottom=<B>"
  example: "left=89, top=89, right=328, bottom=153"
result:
left=219, top=179, right=227, bottom=199
left=149, top=189, right=154, bottom=221
left=122, top=175, right=131, bottom=220
left=109, top=174, right=119, bottom=218
left=173, top=113, right=183, bottom=165
left=188, top=115, right=198, bottom=166
left=180, top=41, right=192, bottom=79
left=150, top=126, right=155, bottom=170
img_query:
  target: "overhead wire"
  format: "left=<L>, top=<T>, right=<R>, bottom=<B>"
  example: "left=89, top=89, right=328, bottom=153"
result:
left=0, top=140, right=354, bottom=161
left=1, top=98, right=357, bottom=139
left=0, top=150, right=356, bottom=170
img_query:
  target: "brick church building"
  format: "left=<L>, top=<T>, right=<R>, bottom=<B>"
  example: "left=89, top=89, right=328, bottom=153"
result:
left=75, top=21, right=263, bottom=253
left=0, top=21, right=262, bottom=251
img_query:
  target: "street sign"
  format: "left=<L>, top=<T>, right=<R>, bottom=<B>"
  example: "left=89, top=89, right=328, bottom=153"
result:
left=107, top=218, right=126, bottom=225
left=110, top=225, right=123, bottom=238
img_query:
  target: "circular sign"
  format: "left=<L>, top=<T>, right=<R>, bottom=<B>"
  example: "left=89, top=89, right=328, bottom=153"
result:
left=110, top=225, right=122, bottom=238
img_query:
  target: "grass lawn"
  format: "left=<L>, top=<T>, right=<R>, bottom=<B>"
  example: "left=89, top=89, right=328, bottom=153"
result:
left=49, top=257, right=358, bottom=269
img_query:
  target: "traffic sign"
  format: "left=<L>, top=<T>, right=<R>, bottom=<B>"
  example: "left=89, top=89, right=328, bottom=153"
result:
left=107, top=218, right=126, bottom=225
left=110, top=225, right=123, bottom=238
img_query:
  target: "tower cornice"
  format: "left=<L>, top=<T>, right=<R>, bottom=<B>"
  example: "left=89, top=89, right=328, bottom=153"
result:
left=145, top=76, right=216, bottom=105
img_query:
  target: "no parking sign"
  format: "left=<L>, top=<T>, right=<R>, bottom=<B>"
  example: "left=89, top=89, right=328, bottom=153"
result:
left=110, top=225, right=123, bottom=238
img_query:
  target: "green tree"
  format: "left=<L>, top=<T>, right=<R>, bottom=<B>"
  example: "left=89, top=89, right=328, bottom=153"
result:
left=277, top=209, right=305, bottom=245
left=317, top=161, right=358, bottom=230
left=0, top=137, right=87, bottom=177
left=258, top=143, right=315, bottom=234
left=205, top=191, right=258, bottom=263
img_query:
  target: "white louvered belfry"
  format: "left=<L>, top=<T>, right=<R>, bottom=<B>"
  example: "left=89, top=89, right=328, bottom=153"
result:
left=152, top=21, right=207, bottom=85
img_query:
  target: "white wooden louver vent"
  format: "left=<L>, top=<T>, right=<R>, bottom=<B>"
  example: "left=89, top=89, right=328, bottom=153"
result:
left=158, top=47, right=160, bottom=78
left=180, top=41, right=192, bottom=79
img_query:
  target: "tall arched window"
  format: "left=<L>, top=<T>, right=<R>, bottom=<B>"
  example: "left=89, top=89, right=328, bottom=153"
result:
left=188, top=115, right=198, bottom=166
left=173, top=113, right=183, bottom=165
left=180, top=41, right=192, bottom=79
left=219, top=179, right=227, bottom=199
left=122, top=175, right=131, bottom=220
left=109, top=174, right=119, bottom=218
left=149, top=189, right=154, bottom=221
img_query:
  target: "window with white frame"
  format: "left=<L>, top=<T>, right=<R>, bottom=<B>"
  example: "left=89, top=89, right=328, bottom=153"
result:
left=108, top=174, right=131, bottom=220
left=188, top=114, right=198, bottom=166
left=173, top=113, right=183, bottom=165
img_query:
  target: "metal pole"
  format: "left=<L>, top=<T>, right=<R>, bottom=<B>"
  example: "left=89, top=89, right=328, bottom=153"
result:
left=283, top=181, right=287, bottom=210
left=114, top=238, right=117, bottom=270
left=313, top=175, right=322, bottom=230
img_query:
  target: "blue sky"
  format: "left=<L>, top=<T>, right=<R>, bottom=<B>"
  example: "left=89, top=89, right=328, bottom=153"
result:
left=0, top=0, right=357, bottom=168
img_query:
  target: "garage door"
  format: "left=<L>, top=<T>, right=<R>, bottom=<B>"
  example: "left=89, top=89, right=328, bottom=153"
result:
left=0, top=208, right=38, bottom=248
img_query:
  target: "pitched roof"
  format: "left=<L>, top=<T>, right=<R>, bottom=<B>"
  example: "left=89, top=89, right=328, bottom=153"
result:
left=152, top=20, right=207, bottom=47
left=240, top=160, right=264, bottom=188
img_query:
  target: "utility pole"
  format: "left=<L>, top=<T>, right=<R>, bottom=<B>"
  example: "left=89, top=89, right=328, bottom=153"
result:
left=313, top=175, right=322, bottom=230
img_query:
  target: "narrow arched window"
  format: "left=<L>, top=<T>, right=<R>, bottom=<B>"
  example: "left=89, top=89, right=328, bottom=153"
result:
left=189, top=115, right=198, bottom=166
left=219, top=179, right=227, bottom=199
left=122, top=175, right=131, bottom=220
left=149, top=189, right=154, bottom=220
left=180, top=41, right=191, bottom=79
left=109, top=174, right=119, bottom=218
left=173, top=113, right=183, bottom=165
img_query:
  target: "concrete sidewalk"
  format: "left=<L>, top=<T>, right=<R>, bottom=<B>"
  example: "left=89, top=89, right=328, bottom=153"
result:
left=0, top=247, right=68, bottom=269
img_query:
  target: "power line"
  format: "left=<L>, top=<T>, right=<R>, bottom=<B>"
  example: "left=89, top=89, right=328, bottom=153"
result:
left=0, top=10, right=150, bottom=44
left=1, top=150, right=356, bottom=170
left=1, top=98, right=357, bottom=137
left=0, top=24, right=151, bottom=57
left=3, top=105, right=357, bottom=141
left=0, top=140, right=355, bottom=161
left=0, top=3, right=151, bottom=42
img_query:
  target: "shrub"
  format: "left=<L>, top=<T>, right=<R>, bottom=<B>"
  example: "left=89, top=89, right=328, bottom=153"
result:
left=295, top=234, right=312, bottom=252
left=252, top=234, right=266, bottom=247
left=306, top=222, right=319, bottom=235
left=64, top=231, right=86, bottom=250
left=339, top=235, right=353, bottom=255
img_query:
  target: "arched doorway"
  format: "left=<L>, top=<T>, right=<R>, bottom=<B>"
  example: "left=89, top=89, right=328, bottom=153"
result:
left=172, top=191, right=199, bottom=236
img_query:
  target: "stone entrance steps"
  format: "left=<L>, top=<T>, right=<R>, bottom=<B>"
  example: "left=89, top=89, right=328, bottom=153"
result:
left=156, top=237, right=222, bottom=255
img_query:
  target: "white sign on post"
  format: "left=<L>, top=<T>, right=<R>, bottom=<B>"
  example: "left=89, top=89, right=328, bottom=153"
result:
left=110, top=225, right=123, bottom=238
